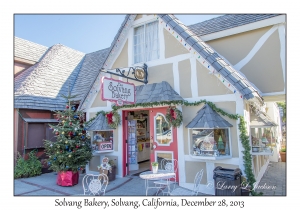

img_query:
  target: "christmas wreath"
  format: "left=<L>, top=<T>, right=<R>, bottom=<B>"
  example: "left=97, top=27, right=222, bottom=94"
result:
left=166, top=106, right=183, bottom=128
left=105, top=110, right=121, bottom=129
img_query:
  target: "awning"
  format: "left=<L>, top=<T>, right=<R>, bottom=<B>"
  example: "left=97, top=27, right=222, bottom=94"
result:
left=23, top=118, right=58, bottom=123
left=186, top=104, right=233, bottom=128
left=250, top=112, right=278, bottom=128
left=86, top=113, right=112, bottom=131
left=135, top=81, right=184, bottom=104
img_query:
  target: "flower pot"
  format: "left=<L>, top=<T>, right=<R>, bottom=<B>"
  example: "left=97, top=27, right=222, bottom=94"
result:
left=152, top=165, right=158, bottom=174
left=56, top=171, right=79, bottom=186
left=280, top=152, right=286, bottom=162
left=108, top=166, right=116, bottom=181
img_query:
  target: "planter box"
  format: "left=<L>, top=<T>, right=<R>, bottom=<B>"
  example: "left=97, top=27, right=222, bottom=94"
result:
left=280, top=152, right=286, bottom=162
left=56, top=171, right=79, bottom=186
left=241, top=188, right=251, bottom=196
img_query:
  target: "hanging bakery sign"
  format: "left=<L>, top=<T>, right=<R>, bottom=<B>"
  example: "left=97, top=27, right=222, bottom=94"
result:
left=101, top=77, right=135, bottom=106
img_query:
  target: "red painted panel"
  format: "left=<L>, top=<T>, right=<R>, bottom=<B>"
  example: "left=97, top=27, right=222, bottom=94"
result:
left=122, top=110, right=128, bottom=177
left=149, top=107, right=178, bottom=181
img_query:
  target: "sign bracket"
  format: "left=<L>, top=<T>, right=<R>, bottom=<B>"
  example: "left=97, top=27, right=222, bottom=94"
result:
left=100, top=63, right=148, bottom=84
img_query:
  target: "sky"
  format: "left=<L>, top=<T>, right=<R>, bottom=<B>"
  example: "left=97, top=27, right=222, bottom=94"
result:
left=14, top=14, right=222, bottom=53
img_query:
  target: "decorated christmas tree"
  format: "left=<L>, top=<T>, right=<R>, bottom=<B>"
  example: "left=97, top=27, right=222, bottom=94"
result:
left=43, top=93, right=93, bottom=186
left=217, top=136, right=225, bottom=151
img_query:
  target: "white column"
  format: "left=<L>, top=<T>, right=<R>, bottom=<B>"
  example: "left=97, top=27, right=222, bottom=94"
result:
left=206, top=162, right=216, bottom=195
left=190, top=57, right=198, bottom=98
left=173, top=62, right=180, bottom=94
left=176, top=105, right=185, bottom=186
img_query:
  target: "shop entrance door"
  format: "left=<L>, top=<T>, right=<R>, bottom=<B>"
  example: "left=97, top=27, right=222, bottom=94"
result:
left=149, top=107, right=178, bottom=181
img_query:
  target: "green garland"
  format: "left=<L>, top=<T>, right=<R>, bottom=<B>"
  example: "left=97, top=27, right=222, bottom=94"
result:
left=166, top=106, right=183, bottom=128
left=87, top=110, right=120, bottom=129
left=86, top=99, right=259, bottom=195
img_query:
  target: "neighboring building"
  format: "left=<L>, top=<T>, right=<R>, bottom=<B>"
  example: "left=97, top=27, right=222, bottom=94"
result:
left=14, top=37, right=48, bottom=76
left=14, top=14, right=286, bottom=195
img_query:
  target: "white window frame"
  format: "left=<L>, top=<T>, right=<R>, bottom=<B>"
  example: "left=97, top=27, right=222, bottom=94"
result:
left=132, top=20, right=160, bottom=64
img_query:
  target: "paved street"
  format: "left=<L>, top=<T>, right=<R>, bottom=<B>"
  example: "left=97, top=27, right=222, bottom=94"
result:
left=14, top=161, right=286, bottom=196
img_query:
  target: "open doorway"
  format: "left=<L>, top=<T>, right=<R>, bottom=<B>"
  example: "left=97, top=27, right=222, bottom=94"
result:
left=126, top=110, right=151, bottom=175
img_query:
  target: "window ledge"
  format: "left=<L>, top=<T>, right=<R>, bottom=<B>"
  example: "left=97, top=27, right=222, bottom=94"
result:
left=251, top=151, right=274, bottom=156
left=189, top=154, right=232, bottom=160
left=93, top=150, right=114, bottom=155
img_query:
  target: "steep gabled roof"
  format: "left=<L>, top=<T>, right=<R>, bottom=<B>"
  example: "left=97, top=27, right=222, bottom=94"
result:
left=71, top=48, right=110, bottom=102
left=188, top=14, right=281, bottom=37
left=14, top=36, right=49, bottom=62
left=159, top=14, right=263, bottom=102
left=14, top=44, right=85, bottom=110
left=186, top=104, right=233, bottom=128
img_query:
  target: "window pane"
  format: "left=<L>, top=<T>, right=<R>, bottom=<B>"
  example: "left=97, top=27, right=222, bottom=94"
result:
left=156, top=152, right=173, bottom=165
left=155, top=114, right=172, bottom=145
left=191, top=128, right=230, bottom=157
left=133, top=21, right=159, bottom=63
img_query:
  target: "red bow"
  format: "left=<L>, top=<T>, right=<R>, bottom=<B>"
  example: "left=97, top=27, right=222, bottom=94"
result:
left=106, top=112, right=114, bottom=124
left=170, top=108, right=175, bottom=121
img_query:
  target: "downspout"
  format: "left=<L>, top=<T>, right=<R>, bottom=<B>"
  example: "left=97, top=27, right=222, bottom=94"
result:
left=17, top=110, right=27, bottom=158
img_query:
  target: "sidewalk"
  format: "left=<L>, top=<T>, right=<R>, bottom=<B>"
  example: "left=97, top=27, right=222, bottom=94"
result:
left=256, top=161, right=286, bottom=196
left=14, top=161, right=286, bottom=196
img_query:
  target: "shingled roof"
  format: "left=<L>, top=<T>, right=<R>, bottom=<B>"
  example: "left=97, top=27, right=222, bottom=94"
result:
left=159, top=14, right=265, bottom=102
left=14, top=36, right=49, bottom=62
left=135, top=81, right=184, bottom=104
left=86, top=113, right=112, bottom=131
left=250, top=112, right=278, bottom=128
left=14, top=44, right=85, bottom=110
left=186, top=104, right=233, bottom=128
left=71, top=48, right=110, bottom=102
left=187, top=14, right=281, bottom=37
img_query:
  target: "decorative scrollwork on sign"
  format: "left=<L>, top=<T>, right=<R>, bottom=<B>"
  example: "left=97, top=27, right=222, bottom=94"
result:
left=101, top=63, right=148, bottom=84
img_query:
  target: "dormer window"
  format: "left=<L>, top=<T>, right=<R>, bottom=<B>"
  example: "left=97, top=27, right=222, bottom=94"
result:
left=133, top=21, right=159, bottom=64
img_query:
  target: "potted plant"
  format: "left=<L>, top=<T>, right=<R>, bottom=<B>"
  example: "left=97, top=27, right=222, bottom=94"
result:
left=108, top=159, right=117, bottom=181
left=152, top=162, right=159, bottom=174
left=280, top=147, right=286, bottom=162
left=43, top=94, right=93, bottom=187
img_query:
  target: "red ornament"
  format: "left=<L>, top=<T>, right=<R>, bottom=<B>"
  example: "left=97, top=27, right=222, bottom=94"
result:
left=66, top=105, right=69, bottom=109
left=106, top=112, right=114, bottom=124
left=55, top=132, right=59, bottom=135
left=69, top=122, right=72, bottom=126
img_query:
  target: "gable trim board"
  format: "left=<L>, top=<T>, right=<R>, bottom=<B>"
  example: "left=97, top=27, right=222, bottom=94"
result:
left=80, top=14, right=264, bottom=111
